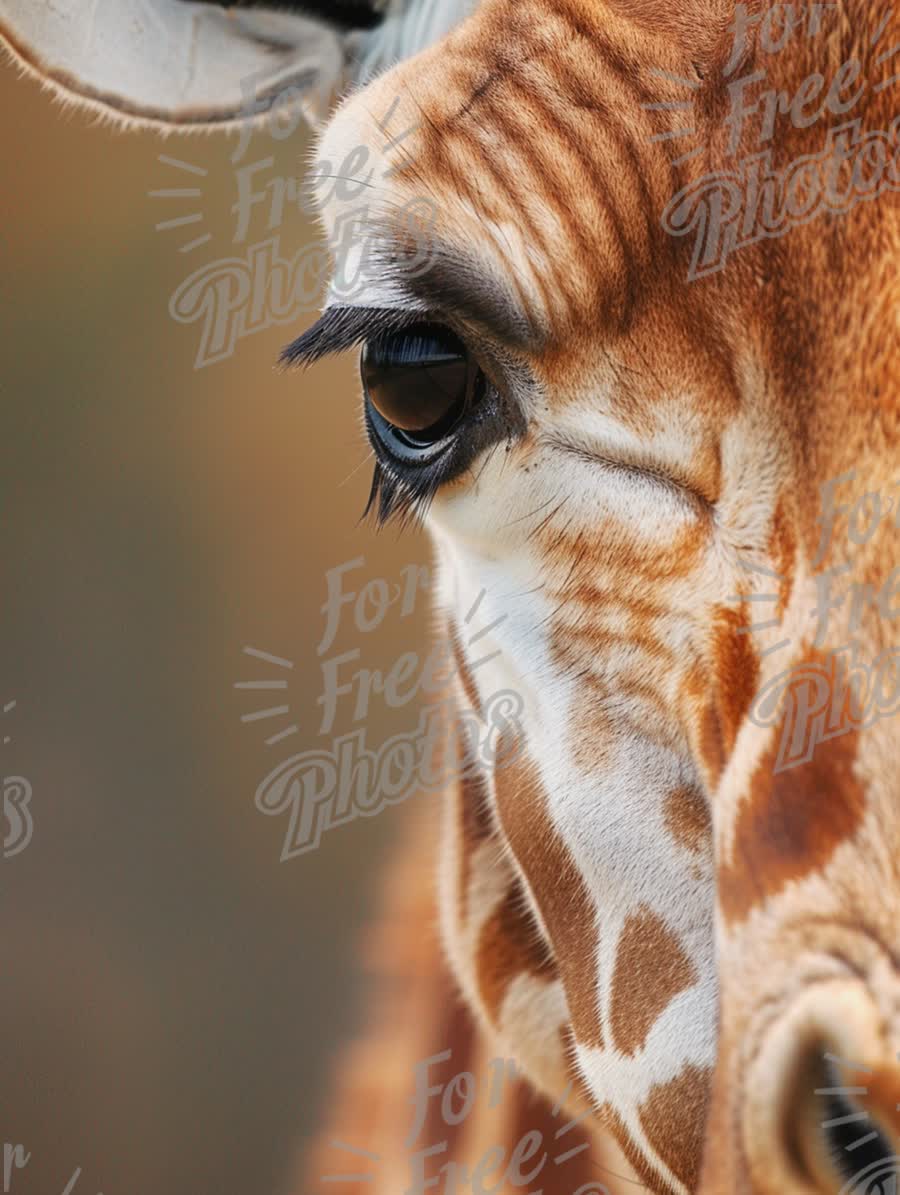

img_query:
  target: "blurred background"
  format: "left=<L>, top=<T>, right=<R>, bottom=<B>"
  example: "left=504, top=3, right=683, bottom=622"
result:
left=0, top=55, right=432, bottom=1195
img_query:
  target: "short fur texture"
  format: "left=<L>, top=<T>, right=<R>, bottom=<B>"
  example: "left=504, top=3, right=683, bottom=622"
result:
left=7, top=2, right=900, bottom=1190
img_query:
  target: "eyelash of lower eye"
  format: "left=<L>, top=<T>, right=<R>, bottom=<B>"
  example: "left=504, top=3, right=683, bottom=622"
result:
left=364, top=455, right=450, bottom=529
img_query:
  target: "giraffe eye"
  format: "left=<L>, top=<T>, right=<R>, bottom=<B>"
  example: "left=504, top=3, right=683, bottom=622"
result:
left=361, top=322, right=485, bottom=461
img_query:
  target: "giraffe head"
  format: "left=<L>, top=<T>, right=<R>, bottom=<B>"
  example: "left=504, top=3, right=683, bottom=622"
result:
left=9, top=1, right=900, bottom=1190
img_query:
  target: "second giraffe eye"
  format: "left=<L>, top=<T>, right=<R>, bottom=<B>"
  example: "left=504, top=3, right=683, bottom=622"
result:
left=361, top=323, right=485, bottom=458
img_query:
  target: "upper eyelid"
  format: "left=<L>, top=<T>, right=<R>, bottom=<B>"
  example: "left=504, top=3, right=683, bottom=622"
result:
left=353, top=229, right=539, bottom=350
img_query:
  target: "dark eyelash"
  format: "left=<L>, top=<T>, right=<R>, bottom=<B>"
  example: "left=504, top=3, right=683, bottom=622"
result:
left=363, top=455, right=450, bottom=528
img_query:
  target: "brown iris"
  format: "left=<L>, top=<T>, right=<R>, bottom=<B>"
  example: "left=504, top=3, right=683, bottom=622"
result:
left=361, top=322, right=481, bottom=450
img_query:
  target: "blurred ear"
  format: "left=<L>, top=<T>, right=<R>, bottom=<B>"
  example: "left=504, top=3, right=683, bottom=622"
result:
left=0, top=0, right=478, bottom=131
left=0, top=0, right=355, bottom=130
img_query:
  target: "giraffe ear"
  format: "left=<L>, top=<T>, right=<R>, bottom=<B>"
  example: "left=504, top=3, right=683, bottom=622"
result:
left=0, top=1, right=480, bottom=132
left=0, top=0, right=359, bottom=131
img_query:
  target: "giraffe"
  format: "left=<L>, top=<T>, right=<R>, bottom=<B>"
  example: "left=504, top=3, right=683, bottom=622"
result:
left=5, top=1, right=900, bottom=1192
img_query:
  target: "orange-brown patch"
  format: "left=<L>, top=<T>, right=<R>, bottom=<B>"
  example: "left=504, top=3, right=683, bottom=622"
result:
left=475, top=881, right=556, bottom=1023
left=712, top=603, right=761, bottom=754
left=609, top=905, right=698, bottom=1056
left=637, top=1064, right=711, bottom=1190
left=493, top=733, right=605, bottom=1048
left=558, top=1023, right=596, bottom=1109
left=421, top=987, right=479, bottom=1157
left=697, top=698, right=726, bottom=787
left=842, top=1064, right=900, bottom=1140
left=768, top=496, right=797, bottom=623
left=596, top=1101, right=677, bottom=1193
left=663, top=785, right=712, bottom=854
left=718, top=727, right=867, bottom=925
left=508, top=1079, right=597, bottom=1192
